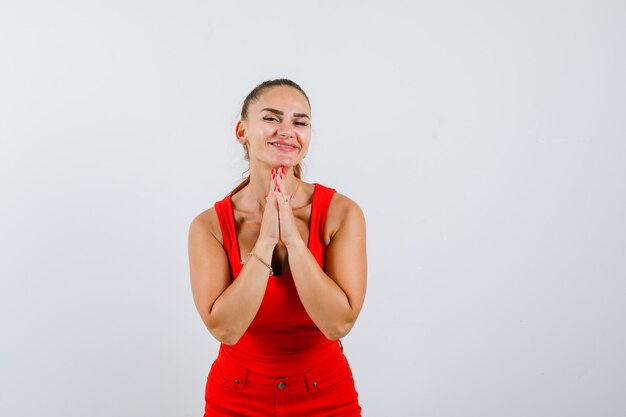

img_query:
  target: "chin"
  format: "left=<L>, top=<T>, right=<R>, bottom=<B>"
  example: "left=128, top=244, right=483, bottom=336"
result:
left=273, top=158, right=299, bottom=167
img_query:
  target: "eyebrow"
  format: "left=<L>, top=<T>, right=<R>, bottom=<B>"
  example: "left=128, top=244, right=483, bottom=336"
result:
left=260, top=107, right=310, bottom=119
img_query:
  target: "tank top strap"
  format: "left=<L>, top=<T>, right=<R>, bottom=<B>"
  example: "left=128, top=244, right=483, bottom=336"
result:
left=213, top=193, right=238, bottom=269
left=308, top=183, right=336, bottom=267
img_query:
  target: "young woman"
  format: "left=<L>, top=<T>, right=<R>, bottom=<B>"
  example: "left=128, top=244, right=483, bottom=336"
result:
left=188, top=79, right=367, bottom=416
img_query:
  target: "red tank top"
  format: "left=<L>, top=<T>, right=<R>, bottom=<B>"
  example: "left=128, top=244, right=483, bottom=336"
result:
left=213, top=182, right=342, bottom=377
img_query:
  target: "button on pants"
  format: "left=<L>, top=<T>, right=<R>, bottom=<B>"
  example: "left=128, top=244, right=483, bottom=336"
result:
left=203, top=351, right=362, bottom=417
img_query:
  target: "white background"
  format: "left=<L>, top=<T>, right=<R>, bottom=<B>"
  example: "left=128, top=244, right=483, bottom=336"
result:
left=1, top=1, right=625, bottom=416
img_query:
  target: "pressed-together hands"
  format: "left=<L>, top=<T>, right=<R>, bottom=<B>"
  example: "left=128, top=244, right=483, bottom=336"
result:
left=257, top=166, right=303, bottom=249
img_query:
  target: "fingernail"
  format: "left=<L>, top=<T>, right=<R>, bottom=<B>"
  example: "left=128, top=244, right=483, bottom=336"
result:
left=264, top=195, right=268, bottom=201
left=281, top=166, right=285, bottom=175
left=277, top=185, right=281, bottom=192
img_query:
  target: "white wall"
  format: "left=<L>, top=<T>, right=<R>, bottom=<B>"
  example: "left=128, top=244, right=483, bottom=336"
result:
left=1, top=1, right=625, bottom=416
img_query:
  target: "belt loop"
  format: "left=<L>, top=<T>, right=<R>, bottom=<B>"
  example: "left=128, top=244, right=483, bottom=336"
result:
left=303, top=372, right=319, bottom=393
left=303, top=365, right=319, bottom=393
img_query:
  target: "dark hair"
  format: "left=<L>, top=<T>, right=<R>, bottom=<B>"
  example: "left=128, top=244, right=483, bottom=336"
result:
left=240, top=79, right=310, bottom=120
left=231, top=79, right=310, bottom=195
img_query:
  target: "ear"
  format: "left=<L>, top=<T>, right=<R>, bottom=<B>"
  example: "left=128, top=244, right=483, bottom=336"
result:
left=235, top=119, right=246, bottom=144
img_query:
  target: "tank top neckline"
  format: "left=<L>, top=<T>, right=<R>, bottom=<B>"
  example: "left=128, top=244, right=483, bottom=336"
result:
left=227, top=182, right=321, bottom=278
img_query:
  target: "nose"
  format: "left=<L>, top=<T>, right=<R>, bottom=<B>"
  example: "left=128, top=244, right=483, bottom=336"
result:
left=277, top=120, right=293, bottom=138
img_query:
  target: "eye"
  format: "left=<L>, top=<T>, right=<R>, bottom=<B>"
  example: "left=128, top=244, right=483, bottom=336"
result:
left=263, top=116, right=279, bottom=122
left=294, top=121, right=309, bottom=127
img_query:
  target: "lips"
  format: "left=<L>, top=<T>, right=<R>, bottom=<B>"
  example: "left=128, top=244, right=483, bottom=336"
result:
left=269, top=141, right=298, bottom=151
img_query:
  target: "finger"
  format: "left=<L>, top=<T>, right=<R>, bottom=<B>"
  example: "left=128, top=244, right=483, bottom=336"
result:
left=273, top=182, right=282, bottom=203
left=274, top=166, right=283, bottom=193
left=269, top=166, right=278, bottom=194
left=262, top=169, right=279, bottom=214
left=274, top=186, right=290, bottom=205
left=269, top=167, right=278, bottom=193
left=274, top=185, right=292, bottom=212
left=274, top=166, right=291, bottom=203
left=270, top=167, right=281, bottom=195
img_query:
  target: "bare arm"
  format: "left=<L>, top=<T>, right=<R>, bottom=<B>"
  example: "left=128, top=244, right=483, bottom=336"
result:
left=188, top=172, right=284, bottom=345
left=188, top=212, right=277, bottom=345
left=284, top=195, right=367, bottom=340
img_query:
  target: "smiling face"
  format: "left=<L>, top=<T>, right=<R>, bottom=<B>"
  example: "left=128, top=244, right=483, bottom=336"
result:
left=236, top=86, right=311, bottom=169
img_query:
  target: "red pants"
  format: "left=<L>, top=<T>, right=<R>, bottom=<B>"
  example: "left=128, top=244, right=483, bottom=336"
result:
left=203, top=350, right=362, bottom=417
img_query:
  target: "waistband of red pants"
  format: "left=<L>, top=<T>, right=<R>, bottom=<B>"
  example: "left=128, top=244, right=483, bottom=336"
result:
left=213, top=341, right=348, bottom=391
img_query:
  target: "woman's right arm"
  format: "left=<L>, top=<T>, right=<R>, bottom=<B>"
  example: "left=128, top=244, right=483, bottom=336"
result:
left=188, top=209, right=275, bottom=345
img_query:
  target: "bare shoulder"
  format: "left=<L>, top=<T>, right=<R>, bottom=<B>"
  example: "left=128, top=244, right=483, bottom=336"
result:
left=189, top=206, right=224, bottom=246
left=324, top=192, right=366, bottom=245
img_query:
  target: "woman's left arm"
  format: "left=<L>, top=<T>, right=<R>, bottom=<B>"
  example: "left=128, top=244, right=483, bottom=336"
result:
left=283, top=194, right=367, bottom=340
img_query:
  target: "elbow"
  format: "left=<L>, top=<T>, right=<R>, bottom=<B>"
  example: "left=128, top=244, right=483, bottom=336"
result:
left=209, top=326, right=242, bottom=346
left=219, top=336, right=241, bottom=346
left=204, top=317, right=242, bottom=346
left=323, top=320, right=355, bottom=341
